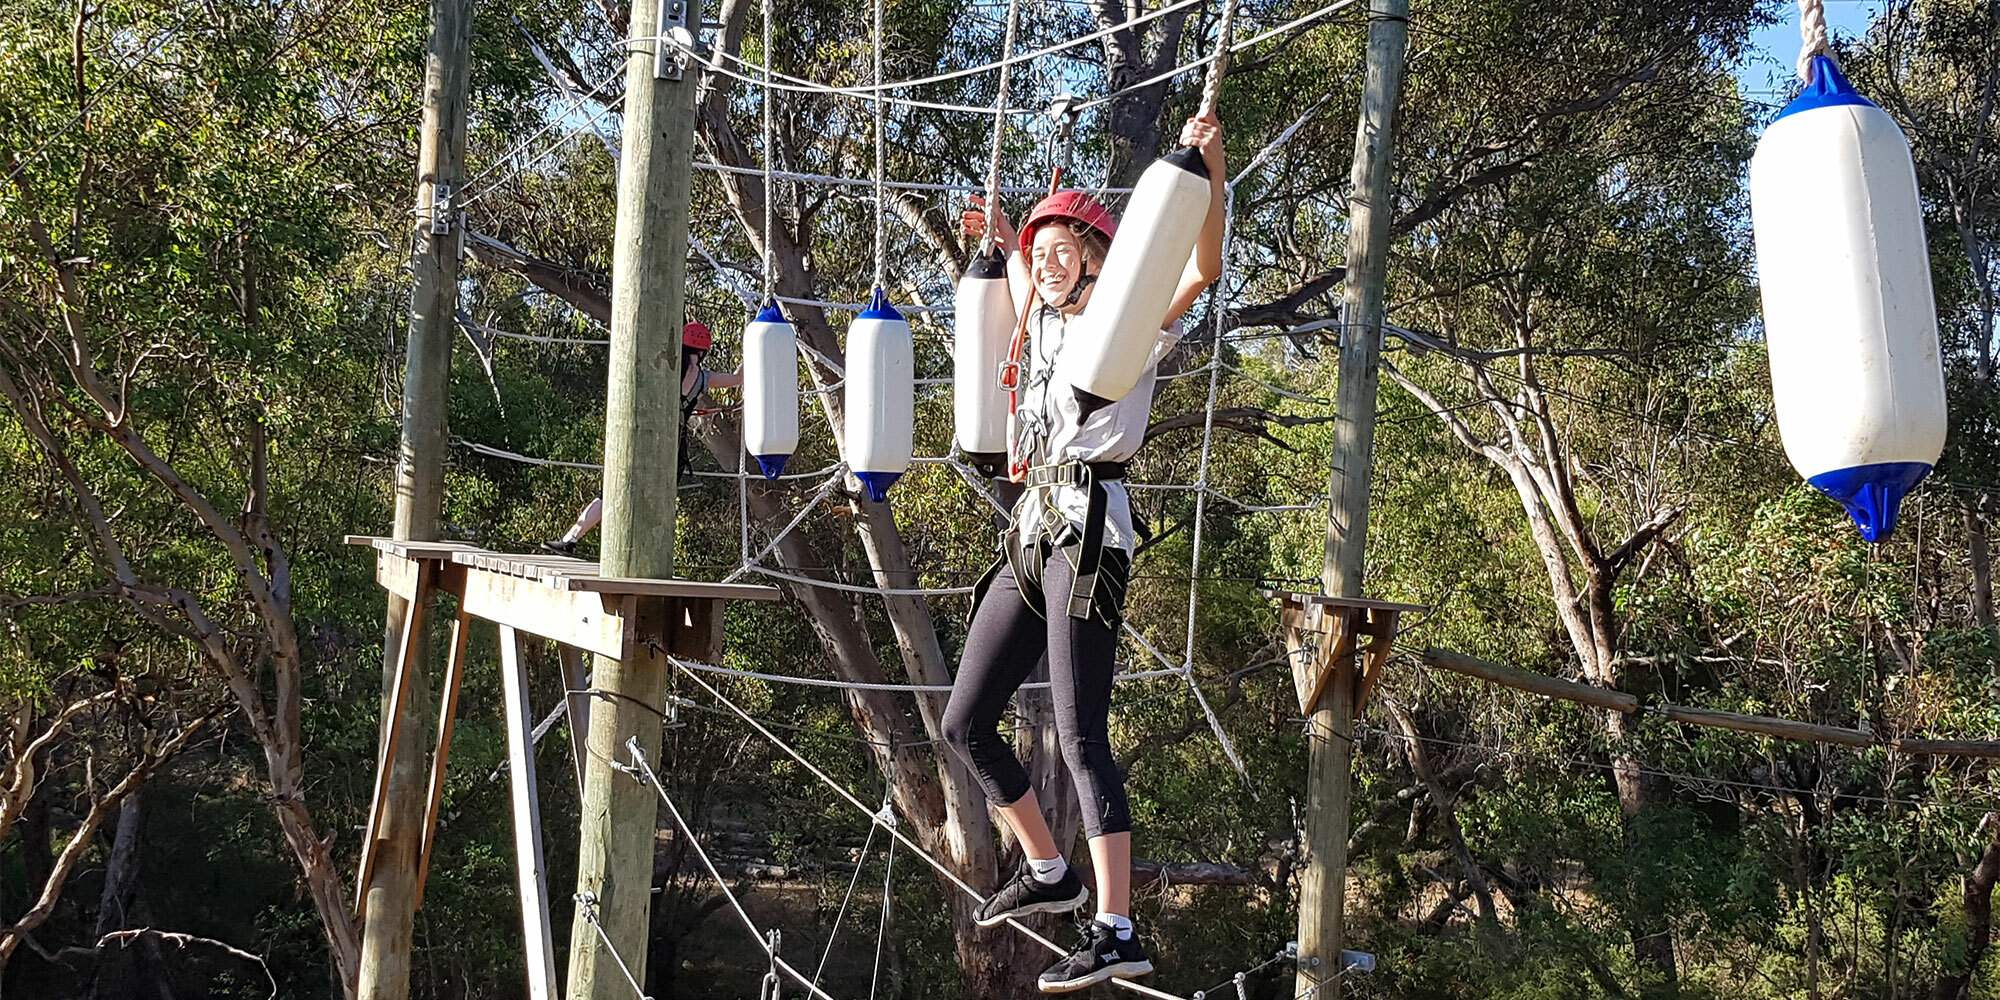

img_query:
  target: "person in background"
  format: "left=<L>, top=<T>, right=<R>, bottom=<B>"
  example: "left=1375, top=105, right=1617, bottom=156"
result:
left=541, top=320, right=741, bottom=555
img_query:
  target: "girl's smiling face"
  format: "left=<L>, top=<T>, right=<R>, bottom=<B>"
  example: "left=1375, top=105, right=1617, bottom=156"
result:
left=1030, top=224, right=1093, bottom=313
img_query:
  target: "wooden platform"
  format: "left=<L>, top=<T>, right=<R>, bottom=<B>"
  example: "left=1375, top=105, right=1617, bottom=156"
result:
left=345, top=534, right=778, bottom=993
left=347, top=535, right=780, bottom=601
left=1265, top=590, right=1427, bottom=716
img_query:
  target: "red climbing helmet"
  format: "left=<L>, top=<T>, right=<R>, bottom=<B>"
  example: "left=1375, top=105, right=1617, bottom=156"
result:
left=682, top=320, right=712, bottom=351
left=1018, top=190, right=1118, bottom=255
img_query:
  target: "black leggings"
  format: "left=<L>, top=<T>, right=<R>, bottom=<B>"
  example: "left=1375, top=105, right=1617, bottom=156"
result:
left=941, top=545, right=1133, bottom=839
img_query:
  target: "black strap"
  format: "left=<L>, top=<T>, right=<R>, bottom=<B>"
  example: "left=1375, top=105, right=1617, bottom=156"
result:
left=1064, top=479, right=1109, bottom=620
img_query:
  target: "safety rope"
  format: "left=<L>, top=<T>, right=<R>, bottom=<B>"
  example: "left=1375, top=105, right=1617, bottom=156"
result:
left=762, top=0, right=777, bottom=300
left=981, top=0, right=1023, bottom=255
left=1797, top=0, right=1832, bottom=81
left=1200, top=0, right=1240, bottom=118
left=873, top=0, right=888, bottom=290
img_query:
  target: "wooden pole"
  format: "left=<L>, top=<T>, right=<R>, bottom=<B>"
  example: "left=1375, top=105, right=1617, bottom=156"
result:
left=1421, top=647, right=2000, bottom=758
left=567, top=0, right=702, bottom=994
left=1298, top=3, right=1407, bottom=997
left=359, top=1, right=471, bottom=997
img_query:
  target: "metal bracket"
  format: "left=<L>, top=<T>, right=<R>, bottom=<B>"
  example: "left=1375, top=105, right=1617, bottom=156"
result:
left=430, top=182, right=454, bottom=236
left=656, top=0, right=692, bottom=80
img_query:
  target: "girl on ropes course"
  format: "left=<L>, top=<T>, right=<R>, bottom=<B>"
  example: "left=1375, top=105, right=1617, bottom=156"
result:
left=944, top=109, right=1227, bottom=994
left=541, top=320, right=742, bottom=555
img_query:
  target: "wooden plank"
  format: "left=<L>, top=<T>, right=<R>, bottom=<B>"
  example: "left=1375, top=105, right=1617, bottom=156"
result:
left=1264, top=589, right=1427, bottom=615
left=377, top=551, right=421, bottom=602
left=1660, top=705, right=1875, bottom=748
left=457, top=565, right=627, bottom=659
left=1892, top=738, right=2000, bottom=758
left=415, top=610, right=473, bottom=908
left=670, top=597, right=726, bottom=660
left=558, top=645, right=592, bottom=797
left=560, top=575, right=781, bottom=602
left=355, top=561, right=433, bottom=915
left=498, top=626, right=560, bottom=1000
left=1422, top=647, right=1639, bottom=714
left=1301, top=609, right=1360, bottom=715
left=347, top=534, right=483, bottom=561
left=1352, top=610, right=1399, bottom=716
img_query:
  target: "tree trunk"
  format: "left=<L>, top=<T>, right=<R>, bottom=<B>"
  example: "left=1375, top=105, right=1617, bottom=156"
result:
left=1968, top=503, right=1995, bottom=638
left=1932, top=813, right=2000, bottom=1000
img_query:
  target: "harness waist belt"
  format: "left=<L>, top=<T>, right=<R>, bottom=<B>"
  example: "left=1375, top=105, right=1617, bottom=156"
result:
left=1022, top=460, right=1128, bottom=488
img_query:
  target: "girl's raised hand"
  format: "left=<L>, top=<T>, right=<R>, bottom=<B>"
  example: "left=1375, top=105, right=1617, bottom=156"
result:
left=1179, top=112, right=1225, bottom=177
left=962, top=193, right=1016, bottom=249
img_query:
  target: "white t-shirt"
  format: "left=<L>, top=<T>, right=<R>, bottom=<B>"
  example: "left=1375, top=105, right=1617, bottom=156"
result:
left=1012, top=303, right=1181, bottom=553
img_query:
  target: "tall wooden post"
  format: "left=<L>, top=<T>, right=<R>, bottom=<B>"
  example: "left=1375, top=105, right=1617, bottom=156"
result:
left=358, top=1, right=472, bottom=998
left=566, top=0, right=702, bottom=995
left=1296, top=1, right=1407, bottom=998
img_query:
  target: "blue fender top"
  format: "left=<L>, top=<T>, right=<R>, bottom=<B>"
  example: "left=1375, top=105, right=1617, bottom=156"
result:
left=755, top=454, right=790, bottom=480
left=854, top=470, right=902, bottom=503
left=1776, top=55, right=1878, bottom=121
left=756, top=299, right=786, bottom=324
left=860, top=286, right=905, bottom=322
left=1807, top=461, right=1932, bottom=542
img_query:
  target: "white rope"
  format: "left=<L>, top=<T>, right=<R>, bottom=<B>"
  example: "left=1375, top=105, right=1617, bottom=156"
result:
left=761, top=0, right=777, bottom=300
left=1073, top=0, right=1365, bottom=113
left=460, top=317, right=609, bottom=347
left=1797, top=0, right=1832, bottom=81
left=461, top=68, right=625, bottom=204
left=723, top=467, right=850, bottom=582
left=686, top=0, right=1201, bottom=99
left=868, top=833, right=897, bottom=1000
left=627, top=739, right=843, bottom=1000
left=673, top=652, right=1185, bottom=692
left=1200, top=0, right=1240, bottom=117
left=872, top=0, right=888, bottom=290
left=662, top=46, right=1039, bottom=115
left=697, top=158, right=1131, bottom=196
left=809, top=798, right=884, bottom=994
left=981, top=0, right=1023, bottom=255
left=747, top=564, right=978, bottom=597
left=691, top=233, right=760, bottom=306
left=668, top=664, right=1197, bottom=1000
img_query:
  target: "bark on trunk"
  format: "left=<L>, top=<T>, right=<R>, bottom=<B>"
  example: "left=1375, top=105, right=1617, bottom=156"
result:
left=1932, top=813, right=2000, bottom=1000
left=1968, top=504, right=1995, bottom=637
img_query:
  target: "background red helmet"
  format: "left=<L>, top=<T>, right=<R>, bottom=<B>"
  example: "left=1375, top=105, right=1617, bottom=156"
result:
left=1018, top=191, right=1117, bottom=255
left=682, top=321, right=712, bottom=351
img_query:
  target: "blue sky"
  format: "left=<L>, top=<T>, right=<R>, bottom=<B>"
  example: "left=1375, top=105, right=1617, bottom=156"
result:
left=1738, top=0, right=1884, bottom=102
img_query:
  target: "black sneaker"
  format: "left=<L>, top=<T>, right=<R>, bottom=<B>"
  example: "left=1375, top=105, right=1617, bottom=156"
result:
left=973, top=863, right=1088, bottom=928
left=1038, top=920, right=1153, bottom=993
left=538, top=539, right=577, bottom=556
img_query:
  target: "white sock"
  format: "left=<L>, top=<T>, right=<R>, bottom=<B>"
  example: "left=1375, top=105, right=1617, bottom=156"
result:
left=1095, top=912, right=1134, bottom=940
left=1028, top=855, right=1067, bottom=884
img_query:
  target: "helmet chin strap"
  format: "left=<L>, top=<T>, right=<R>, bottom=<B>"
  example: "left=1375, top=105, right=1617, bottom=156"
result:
left=1060, top=270, right=1098, bottom=309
